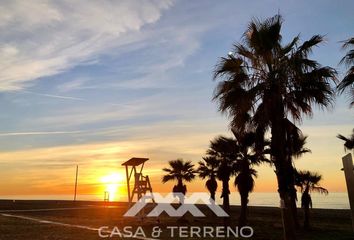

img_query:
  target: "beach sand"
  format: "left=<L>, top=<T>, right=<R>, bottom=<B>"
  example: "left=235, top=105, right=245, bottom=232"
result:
left=0, top=200, right=352, bottom=240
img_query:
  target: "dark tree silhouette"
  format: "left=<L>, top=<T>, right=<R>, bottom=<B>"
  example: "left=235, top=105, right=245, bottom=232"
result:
left=295, top=170, right=328, bottom=229
left=213, top=15, right=336, bottom=239
left=232, top=130, right=270, bottom=227
left=197, top=156, right=219, bottom=200
left=205, top=136, right=238, bottom=215
left=338, top=37, right=354, bottom=107
left=162, top=159, right=196, bottom=203
left=337, top=129, right=354, bottom=152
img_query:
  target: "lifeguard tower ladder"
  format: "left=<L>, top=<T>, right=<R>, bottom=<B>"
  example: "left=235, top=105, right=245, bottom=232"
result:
left=122, top=157, right=154, bottom=204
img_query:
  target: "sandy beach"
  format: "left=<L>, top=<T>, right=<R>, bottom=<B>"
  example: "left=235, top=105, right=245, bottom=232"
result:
left=0, top=200, right=352, bottom=240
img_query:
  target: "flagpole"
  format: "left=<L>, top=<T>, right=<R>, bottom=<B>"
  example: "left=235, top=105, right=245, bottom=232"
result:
left=74, top=165, right=78, bottom=202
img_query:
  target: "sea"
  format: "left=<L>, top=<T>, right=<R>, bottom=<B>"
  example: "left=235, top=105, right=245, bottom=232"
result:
left=0, top=192, right=350, bottom=209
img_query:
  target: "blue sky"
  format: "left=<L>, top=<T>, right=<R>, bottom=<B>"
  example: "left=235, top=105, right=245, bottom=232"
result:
left=0, top=0, right=353, bottom=196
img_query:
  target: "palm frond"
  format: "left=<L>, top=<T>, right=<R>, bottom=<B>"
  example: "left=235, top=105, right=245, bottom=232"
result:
left=338, top=37, right=354, bottom=106
left=162, top=159, right=196, bottom=184
left=337, top=129, right=354, bottom=151
left=296, top=35, right=324, bottom=57
left=162, top=175, right=175, bottom=183
left=311, top=186, right=329, bottom=195
left=296, top=170, right=328, bottom=194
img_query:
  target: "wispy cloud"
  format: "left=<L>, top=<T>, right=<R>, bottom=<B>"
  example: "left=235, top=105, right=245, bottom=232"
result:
left=0, top=0, right=174, bottom=91
left=56, top=78, right=88, bottom=92
left=0, top=122, right=226, bottom=194
left=0, top=130, right=83, bottom=136
left=27, top=88, right=214, bottom=129
left=50, top=22, right=209, bottom=92
left=16, top=90, right=84, bottom=101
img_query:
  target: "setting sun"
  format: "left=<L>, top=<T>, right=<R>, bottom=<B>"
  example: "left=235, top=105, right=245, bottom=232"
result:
left=100, top=173, right=125, bottom=201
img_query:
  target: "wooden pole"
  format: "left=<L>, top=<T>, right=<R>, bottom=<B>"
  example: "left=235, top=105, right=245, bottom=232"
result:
left=342, top=153, right=354, bottom=231
left=125, top=165, right=131, bottom=204
left=74, top=165, right=78, bottom=202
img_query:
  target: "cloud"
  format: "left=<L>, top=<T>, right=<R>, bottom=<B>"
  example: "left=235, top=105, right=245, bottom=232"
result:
left=0, top=117, right=227, bottom=168
left=0, top=120, right=226, bottom=194
left=0, top=0, right=174, bottom=91
left=0, top=130, right=83, bottom=136
left=56, top=78, right=88, bottom=92
left=17, top=89, right=85, bottom=101
left=49, top=21, right=209, bottom=92
left=24, top=87, right=215, bottom=130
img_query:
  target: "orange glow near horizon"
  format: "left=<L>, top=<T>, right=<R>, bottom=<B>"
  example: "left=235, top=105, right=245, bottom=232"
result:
left=0, top=124, right=350, bottom=198
left=100, top=172, right=125, bottom=201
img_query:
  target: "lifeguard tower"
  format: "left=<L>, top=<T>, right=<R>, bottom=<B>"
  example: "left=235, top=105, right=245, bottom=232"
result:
left=122, top=157, right=154, bottom=204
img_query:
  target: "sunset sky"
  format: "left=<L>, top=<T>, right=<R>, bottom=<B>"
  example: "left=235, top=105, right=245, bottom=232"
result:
left=0, top=0, right=353, bottom=201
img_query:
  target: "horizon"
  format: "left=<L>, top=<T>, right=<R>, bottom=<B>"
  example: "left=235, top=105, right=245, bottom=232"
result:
left=0, top=0, right=353, bottom=200
left=0, top=192, right=350, bottom=211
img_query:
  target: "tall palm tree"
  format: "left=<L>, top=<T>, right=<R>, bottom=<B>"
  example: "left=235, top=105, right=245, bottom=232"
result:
left=337, top=129, right=354, bottom=152
left=213, top=15, right=336, bottom=239
left=338, top=37, right=354, bottom=107
left=232, top=130, right=269, bottom=226
left=205, top=136, right=238, bottom=214
left=197, top=156, right=219, bottom=200
left=295, top=170, right=328, bottom=229
left=162, top=159, right=196, bottom=202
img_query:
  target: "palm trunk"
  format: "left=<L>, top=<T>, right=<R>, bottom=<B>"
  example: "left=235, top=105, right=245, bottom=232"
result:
left=210, top=191, right=216, bottom=201
left=221, top=179, right=230, bottom=213
left=290, top=187, right=300, bottom=229
left=287, top=149, right=299, bottom=229
left=271, top=91, right=297, bottom=240
left=303, top=206, right=310, bottom=230
left=239, top=191, right=249, bottom=227
left=287, top=161, right=299, bottom=229
left=221, top=179, right=230, bottom=226
left=177, top=178, right=184, bottom=204
left=302, top=189, right=311, bottom=230
left=278, top=190, right=297, bottom=239
left=210, top=175, right=217, bottom=201
left=177, top=178, right=183, bottom=189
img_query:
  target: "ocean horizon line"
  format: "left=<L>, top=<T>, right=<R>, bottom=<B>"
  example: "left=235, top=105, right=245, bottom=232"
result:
left=0, top=192, right=349, bottom=210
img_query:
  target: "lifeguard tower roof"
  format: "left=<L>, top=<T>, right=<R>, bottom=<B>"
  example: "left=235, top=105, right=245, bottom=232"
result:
left=121, top=157, right=149, bottom=166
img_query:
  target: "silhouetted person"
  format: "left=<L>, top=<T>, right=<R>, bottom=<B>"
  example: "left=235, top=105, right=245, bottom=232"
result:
left=301, top=190, right=312, bottom=229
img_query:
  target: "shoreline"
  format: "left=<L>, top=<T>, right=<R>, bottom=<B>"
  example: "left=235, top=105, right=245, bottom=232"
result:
left=0, top=199, right=351, bottom=211
left=0, top=198, right=350, bottom=210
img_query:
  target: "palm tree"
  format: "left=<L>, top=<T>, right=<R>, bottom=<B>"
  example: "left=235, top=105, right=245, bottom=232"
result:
left=232, top=130, right=269, bottom=226
left=205, top=136, right=238, bottom=214
left=337, top=129, right=354, bottom=152
left=295, top=170, right=328, bottom=229
left=338, top=37, right=354, bottom=107
left=197, top=156, right=219, bottom=200
left=213, top=15, right=336, bottom=239
left=162, top=159, right=196, bottom=202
